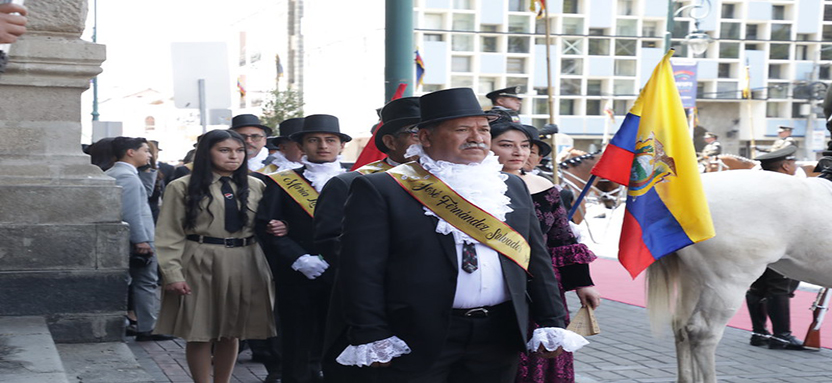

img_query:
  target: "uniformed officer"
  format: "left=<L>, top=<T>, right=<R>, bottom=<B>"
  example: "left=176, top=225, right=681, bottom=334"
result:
left=757, top=126, right=797, bottom=153
left=701, top=132, right=722, bottom=157
left=745, top=145, right=805, bottom=350
left=486, top=86, right=523, bottom=123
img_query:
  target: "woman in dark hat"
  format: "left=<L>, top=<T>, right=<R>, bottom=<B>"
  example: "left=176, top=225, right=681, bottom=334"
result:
left=489, top=121, right=600, bottom=383
left=154, top=129, right=276, bottom=383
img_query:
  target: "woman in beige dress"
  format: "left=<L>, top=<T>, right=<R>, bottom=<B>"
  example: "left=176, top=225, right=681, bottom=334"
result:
left=155, top=129, right=276, bottom=383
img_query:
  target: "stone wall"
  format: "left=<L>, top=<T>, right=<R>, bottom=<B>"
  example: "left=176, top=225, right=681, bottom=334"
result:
left=0, top=0, right=128, bottom=342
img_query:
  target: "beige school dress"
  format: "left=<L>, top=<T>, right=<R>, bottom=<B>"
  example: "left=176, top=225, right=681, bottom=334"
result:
left=154, top=174, right=276, bottom=342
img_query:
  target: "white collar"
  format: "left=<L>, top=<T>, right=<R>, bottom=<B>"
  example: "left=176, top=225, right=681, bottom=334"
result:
left=270, top=151, right=304, bottom=172
left=248, top=147, right=270, bottom=169
left=405, top=144, right=512, bottom=244
left=301, top=155, right=346, bottom=192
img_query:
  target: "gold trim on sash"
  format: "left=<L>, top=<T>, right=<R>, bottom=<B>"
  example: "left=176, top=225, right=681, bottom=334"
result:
left=387, top=163, right=530, bottom=271
left=269, top=170, right=319, bottom=217
left=356, top=159, right=394, bottom=175
left=257, top=163, right=278, bottom=174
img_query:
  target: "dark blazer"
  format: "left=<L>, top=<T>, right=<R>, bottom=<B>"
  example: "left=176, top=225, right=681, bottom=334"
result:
left=313, top=171, right=362, bottom=356
left=256, top=167, right=334, bottom=285
left=339, top=171, right=567, bottom=372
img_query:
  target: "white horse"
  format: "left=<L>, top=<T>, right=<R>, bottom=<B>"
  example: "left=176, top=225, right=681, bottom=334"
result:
left=646, top=169, right=832, bottom=383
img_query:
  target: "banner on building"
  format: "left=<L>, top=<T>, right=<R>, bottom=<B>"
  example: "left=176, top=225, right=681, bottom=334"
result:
left=670, top=59, right=698, bottom=109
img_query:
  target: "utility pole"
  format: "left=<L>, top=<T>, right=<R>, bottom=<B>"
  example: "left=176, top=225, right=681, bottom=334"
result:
left=91, top=0, right=99, bottom=122
left=385, top=0, right=413, bottom=101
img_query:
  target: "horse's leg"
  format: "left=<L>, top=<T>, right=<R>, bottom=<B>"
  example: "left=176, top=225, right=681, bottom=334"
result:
left=672, top=267, right=702, bottom=383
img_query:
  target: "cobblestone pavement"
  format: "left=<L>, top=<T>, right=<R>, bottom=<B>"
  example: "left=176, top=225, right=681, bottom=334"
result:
left=127, top=294, right=832, bottom=383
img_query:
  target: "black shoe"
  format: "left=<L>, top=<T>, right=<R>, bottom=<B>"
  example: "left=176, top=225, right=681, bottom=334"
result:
left=768, top=334, right=806, bottom=350
left=135, top=331, right=176, bottom=342
left=264, top=371, right=281, bottom=383
left=750, top=332, right=770, bottom=347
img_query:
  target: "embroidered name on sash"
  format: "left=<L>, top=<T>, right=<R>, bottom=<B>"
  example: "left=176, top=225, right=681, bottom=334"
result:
left=269, top=170, right=319, bottom=217
left=356, top=160, right=394, bottom=175
left=387, top=163, right=530, bottom=271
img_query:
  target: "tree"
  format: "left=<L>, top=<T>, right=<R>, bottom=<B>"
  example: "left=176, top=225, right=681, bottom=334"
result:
left=260, top=88, right=304, bottom=132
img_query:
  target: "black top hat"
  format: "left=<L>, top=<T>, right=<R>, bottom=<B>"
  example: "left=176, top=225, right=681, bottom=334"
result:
left=265, top=137, right=280, bottom=150
left=290, top=114, right=352, bottom=143
left=522, top=125, right=552, bottom=158
left=375, top=97, right=421, bottom=153
left=274, top=118, right=305, bottom=144
left=757, top=145, right=797, bottom=162
left=417, top=88, right=497, bottom=128
left=486, top=86, right=523, bottom=102
left=230, top=114, right=273, bottom=136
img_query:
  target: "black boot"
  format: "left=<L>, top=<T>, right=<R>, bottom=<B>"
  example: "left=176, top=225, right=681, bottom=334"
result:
left=745, top=292, right=770, bottom=346
left=767, top=294, right=805, bottom=350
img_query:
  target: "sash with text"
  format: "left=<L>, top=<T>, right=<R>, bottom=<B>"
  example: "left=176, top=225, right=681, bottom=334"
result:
left=269, top=170, right=319, bottom=217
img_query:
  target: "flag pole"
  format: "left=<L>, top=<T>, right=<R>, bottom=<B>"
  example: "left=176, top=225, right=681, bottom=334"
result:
left=744, top=60, right=756, bottom=159
left=568, top=175, right=597, bottom=221
left=542, top=3, right=559, bottom=184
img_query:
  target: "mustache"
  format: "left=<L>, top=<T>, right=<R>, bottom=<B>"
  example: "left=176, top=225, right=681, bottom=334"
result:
left=459, top=142, right=489, bottom=150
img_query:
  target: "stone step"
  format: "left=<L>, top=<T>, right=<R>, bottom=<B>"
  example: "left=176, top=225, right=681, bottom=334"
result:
left=56, top=342, right=154, bottom=383
left=0, top=316, right=70, bottom=383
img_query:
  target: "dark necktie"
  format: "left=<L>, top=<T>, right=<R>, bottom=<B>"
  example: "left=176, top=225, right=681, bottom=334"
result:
left=462, top=242, right=478, bottom=273
left=220, top=177, right=243, bottom=233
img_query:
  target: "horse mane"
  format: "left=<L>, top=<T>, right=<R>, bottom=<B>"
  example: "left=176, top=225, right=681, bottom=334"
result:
left=718, top=153, right=757, bottom=164
left=558, top=150, right=602, bottom=169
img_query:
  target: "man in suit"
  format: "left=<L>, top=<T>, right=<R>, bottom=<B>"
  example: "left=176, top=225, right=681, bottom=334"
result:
left=256, top=114, right=351, bottom=383
left=335, top=88, right=585, bottom=382
left=230, top=114, right=274, bottom=171
left=315, top=98, right=421, bottom=383
left=106, top=137, right=173, bottom=342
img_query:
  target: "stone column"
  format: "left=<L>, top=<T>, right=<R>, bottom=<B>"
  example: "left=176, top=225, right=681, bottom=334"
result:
left=0, top=0, right=129, bottom=342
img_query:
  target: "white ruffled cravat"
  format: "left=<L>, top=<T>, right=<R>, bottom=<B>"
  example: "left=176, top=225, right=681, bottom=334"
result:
left=301, top=155, right=346, bottom=192
left=269, top=151, right=303, bottom=172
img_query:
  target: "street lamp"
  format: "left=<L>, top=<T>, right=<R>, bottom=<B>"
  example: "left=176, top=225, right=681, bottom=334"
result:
left=664, top=0, right=712, bottom=55
left=684, top=27, right=712, bottom=55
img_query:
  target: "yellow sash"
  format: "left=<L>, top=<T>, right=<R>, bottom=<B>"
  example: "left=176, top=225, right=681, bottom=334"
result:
left=387, top=163, right=530, bottom=271
left=356, top=159, right=394, bottom=175
left=257, top=163, right=278, bottom=174
left=269, top=170, right=319, bottom=217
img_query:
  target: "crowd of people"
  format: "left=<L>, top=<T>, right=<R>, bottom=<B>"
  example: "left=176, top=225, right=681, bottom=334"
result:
left=85, top=87, right=601, bottom=383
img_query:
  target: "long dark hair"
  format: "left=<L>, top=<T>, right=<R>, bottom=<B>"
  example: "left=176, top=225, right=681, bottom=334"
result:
left=184, top=130, right=250, bottom=230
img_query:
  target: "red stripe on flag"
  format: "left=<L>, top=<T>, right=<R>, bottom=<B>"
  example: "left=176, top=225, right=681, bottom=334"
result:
left=350, top=83, right=409, bottom=170
left=590, top=144, right=633, bottom=186
left=618, top=209, right=656, bottom=279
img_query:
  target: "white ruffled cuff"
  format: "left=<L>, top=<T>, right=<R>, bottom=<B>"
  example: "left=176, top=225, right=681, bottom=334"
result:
left=526, top=327, right=589, bottom=353
left=336, top=336, right=412, bottom=367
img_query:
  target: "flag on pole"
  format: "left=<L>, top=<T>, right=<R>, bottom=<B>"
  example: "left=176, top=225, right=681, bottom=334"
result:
left=590, top=50, right=715, bottom=278
left=415, top=49, right=426, bottom=88
left=237, top=77, right=246, bottom=97
left=350, top=83, right=408, bottom=170
left=741, top=59, right=751, bottom=99
left=529, top=0, right=546, bottom=19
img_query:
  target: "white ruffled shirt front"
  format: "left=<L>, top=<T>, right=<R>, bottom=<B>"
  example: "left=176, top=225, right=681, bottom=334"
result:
left=336, top=145, right=588, bottom=367
left=247, top=147, right=270, bottom=171
left=268, top=151, right=303, bottom=172
left=301, top=155, right=346, bottom=192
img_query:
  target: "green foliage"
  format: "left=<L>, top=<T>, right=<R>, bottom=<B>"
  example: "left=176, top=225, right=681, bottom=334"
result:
left=260, top=88, right=304, bottom=132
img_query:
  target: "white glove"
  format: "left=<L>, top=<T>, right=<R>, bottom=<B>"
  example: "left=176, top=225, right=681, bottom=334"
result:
left=291, top=254, right=330, bottom=279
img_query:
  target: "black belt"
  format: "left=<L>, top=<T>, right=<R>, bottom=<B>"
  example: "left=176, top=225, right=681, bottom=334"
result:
left=451, top=302, right=512, bottom=318
left=186, top=235, right=256, bottom=248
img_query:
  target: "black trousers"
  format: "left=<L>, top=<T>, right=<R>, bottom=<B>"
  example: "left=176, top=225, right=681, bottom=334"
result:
left=375, top=302, right=521, bottom=383
left=277, top=281, right=331, bottom=383
left=748, top=268, right=799, bottom=298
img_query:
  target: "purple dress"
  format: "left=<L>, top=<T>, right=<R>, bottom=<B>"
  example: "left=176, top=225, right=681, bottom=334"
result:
left=515, top=187, right=597, bottom=383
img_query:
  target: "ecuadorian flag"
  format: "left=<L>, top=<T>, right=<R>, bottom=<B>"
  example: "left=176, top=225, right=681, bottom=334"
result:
left=591, top=50, right=715, bottom=278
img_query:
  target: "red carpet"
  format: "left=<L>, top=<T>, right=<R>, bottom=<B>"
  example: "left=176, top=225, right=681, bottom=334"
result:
left=592, top=257, right=832, bottom=349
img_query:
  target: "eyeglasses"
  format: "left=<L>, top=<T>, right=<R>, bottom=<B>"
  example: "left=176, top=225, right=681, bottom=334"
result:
left=239, top=134, right=265, bottom=142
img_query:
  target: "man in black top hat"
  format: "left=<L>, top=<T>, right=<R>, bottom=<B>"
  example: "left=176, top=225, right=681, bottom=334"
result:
left=335, top=88, right=584, bottom=382
left=757, top=126, right=798, bottom=153
left=745, top=145, right=806, bottom=351
left=315, top=98, right=421, bottom=383
left=259, top=118, right=305, bottom=174
left=486, top=86, right=523, bottom=123
left=256, top=114, right=351, bottom=383
left=230, top=114, right=274, bottom=171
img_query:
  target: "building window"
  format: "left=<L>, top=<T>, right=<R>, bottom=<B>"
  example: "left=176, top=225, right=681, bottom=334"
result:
left=614, top=60, right=636, bottom=76
left=451, top=56, right=472, bottom=72
left=825, top=5, right=832, bottom=22
left=766, top=102, right=782, bottom=117
left=587, top=80, right=603, bottom=96
left=721, top=3, right=736, bottom=19
left=768, top=82, right=788, bottom=99
left=796, top=45, right=809, bottom=60
left=562, top=38, right=583, bottom=55
left=562, top=17, right=583, bottom=35
left=772, top=5, right=785, bottom=21
left=770, top=24, right=791, bottom=41
left=424, top=34, right=444, bottom=41
left=642, top=41, right=658, bottom=48
left=616, top=19, right=637, bottom=36
left=479, top=77, right=497, bottom=94
left=769, top=64, right=783, bottom=79
left=746, top=43, right=758, bottom=50
left=144, top=116, right=155, bottom=131
left=642, top=21, right=659, bottom=37
left=506, top=77, right=527, bottom=90
left=481, top=36, right=498, bottom=52
left=508, top=0, right=527, bottom=12
left=453, top=14, right=475, bottom=31
left=671, top=21, right=689, bottom=39
left=719, top=42, right=739, bottom=59
left=453, top=0, right=472, bottom=9
left=769, top=44, right=790, bottom=60
left=824, top=45, right=832, bottom=60
left=452, top=35, right=473, bottom=51
left=508, top=36, right=530, bottom=53
left=613, top=79, right=635, bottom=96
left=617, top=0, right=635, bottom=16
left=821, top=66, right=831, bottom=80
left=561, top=58, right=583, bottom=75
left=481, top=24, right=499, bottom=32
left=720, top=22, right=740, bottom=39
left=560, top=99, right=576, bottom=115
left=424, top=13, right=443, bottom=29
left=586, top=99, right=602, bottom=115
left=615, top=39, right=636, bottom=56
left=563, top=0, right=580, bottom=14
left=451, top=76, right=474, bottom=87
left=508, top=15, right=529, bottom=33
left=746, top=25, right=759, bottom=40
left=560, top=79, right=582, bottom=95
left=613, top=99, right=629, bottom=114
left=718, top=63, right=732, bottom=78
left=507, top=58, right=526, bottom=74
left=588, top=38, right=610, bottom=56
left=533, top=98, right=548, bottom=114
left=716, top=82, right=738, bottom=99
